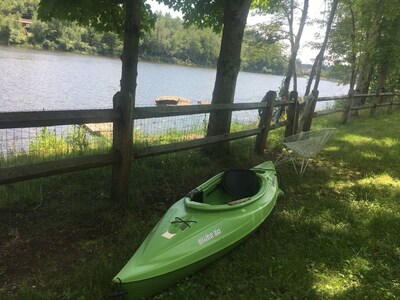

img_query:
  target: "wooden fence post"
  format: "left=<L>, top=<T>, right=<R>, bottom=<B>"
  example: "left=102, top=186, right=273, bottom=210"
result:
left=285, top=91, right=299, bottom=137
left=387, top=93, right=394, bottom=114
left=370, top=92, right=380, bottom=117
left=111, top=92, right=134, bottom=201
left=299, top=89, right=319, bottom=132
left=255, top=90, right=276, bottom=155
left=340, top=89, right=354, bottom=124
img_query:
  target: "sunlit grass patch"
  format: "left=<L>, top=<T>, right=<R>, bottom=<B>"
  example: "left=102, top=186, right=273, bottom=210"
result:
left=324, top=145, right=340, bottom=152
left=340, top=134, right=375, bottom=145
left=312, top=257, right=372, bottom=297
left=360, top=150, right=382, bottom=160
left=358, top=173, right=400, bottom=189
left=340, top=134, right=399, bottom=150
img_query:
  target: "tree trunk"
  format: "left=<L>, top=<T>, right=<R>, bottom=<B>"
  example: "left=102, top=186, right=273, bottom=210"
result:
left=111, top=0, right=140, bottom=201
left=205, top=0, right=252, bottom=155
left=353, top=0, right=385, bottom=113
left=281, top=0, right=309, bottom=99
left=305, top=0, right=338, bottom=95
left=348, top=3, right=357, bottom=92
left=354, top=55, right=373, bottom=101
left=305, top=53, right=321, bottom=96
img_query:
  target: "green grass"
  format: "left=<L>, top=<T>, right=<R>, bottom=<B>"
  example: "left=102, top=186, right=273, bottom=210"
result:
left=1, top=108, right=399, bottom=299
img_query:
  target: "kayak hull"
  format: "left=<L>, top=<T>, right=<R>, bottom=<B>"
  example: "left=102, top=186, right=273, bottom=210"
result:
left=112, top=236, right=246, bottom=299
left=111, top=161, right=282, bottom=299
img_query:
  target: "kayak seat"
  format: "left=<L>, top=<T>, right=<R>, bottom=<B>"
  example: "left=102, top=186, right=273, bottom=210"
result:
left=222, top=169, right=259, bottom=200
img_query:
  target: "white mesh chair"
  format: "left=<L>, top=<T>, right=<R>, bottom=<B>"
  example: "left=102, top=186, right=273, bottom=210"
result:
left=275, top=128, right=336, bottom=175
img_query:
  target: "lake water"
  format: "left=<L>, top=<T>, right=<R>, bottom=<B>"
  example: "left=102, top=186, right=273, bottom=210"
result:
left=0, top=46, right=349, bottom=112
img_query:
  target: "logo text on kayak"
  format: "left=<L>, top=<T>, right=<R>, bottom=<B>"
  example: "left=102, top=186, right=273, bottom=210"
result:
left=197, top=228, right=221, bottom=245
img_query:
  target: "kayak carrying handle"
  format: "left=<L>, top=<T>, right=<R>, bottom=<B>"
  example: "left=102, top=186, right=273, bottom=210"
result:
left=171, top=217, right=197, bottom=228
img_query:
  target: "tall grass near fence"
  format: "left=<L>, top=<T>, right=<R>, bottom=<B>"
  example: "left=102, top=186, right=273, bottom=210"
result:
left=1, top=110, right=399, bottom=299
left=0, top=125, right=112, bottom=168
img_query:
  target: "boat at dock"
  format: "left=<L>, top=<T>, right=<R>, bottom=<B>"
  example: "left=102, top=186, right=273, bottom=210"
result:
left=155, top=96, right=191, bottom=106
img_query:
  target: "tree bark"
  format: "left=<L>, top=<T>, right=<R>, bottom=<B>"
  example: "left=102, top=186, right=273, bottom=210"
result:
left=281, top=0, right=309, bottom=99
left=348, top=3, right=357, bottom=92
left=205, top=0, right=252, bottom=155
left=305, top=0, right=338, bottom=95
left=354, top=0, right=385, bottom=114
left=111, top=0, right=140, bottom=201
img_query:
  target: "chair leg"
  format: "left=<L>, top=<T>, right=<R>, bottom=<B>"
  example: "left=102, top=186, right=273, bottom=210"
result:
left=299, top=158, right=310, bottom=176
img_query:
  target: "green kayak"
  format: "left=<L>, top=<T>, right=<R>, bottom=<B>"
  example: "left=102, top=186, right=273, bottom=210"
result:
left=110, top=161, right=282, bottom=299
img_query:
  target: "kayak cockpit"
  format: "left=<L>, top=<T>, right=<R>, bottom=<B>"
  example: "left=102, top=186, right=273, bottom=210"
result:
left=184, top=169, right=269, bottom=211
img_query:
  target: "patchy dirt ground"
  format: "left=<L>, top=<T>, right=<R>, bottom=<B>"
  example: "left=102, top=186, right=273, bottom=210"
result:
left=0, top=176, right=124, bottom=298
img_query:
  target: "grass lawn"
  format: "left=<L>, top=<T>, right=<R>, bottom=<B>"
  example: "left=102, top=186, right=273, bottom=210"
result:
left=1, top=109, right=399, bottom=299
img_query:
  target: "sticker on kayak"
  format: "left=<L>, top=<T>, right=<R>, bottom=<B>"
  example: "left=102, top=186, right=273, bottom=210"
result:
left=197, top=228, right=221, bottom=245
left=162, top=231, right=176, bottom=239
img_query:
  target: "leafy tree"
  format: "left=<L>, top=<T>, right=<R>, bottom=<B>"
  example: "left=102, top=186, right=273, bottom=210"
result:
left=28, top=20, right=47, bottom=45
left=242, top=25, right=287, bottom=74
left=305, top=0, right=339, bottom=96
left=254, top=0, right=309, bottom=98
left=328, top=0, right=400, bottom=111
left=160, top=0, right=253, bottom=155
left=99, top=32, right=122, bottom=56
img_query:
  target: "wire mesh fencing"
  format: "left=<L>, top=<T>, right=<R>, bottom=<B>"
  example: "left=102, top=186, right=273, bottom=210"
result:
left=133, top=113, right=208, bottom=150
left=132, top=110, right=259, bottom=150
left=0, top=124, right=113, bottom=168
left=1, top=109, right=260, bottom=168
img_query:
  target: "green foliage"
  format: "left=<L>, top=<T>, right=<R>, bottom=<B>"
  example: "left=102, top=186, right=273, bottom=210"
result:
left=158, top=0, right=224, bottom=32
left=0, top=0, right=39, bottom=17
left=25, top=126, right=110, bottom=162
left=37, top=0, right=125, bottom=34
left=325, top=61, right=352, bottom=84
left=29, top=127, right=68, bottom=157
left=242, top=24, right=287, bottom=74
left=140, top=13, right=221, bottom=66
left=37, top=0, right=156, bottom=34
left=0, top=13, right=27, bottom=45
left=0, top=1, right=288, bottom=74
left=0, top=0, right=123, bottom=53
left=328, top=0, right=400, bottom=92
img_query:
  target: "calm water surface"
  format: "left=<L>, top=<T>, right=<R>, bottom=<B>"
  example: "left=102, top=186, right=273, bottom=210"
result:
left=0, top=46, right=349, bottom=112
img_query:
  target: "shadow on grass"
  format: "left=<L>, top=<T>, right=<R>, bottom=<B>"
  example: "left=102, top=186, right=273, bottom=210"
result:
left=1, top=112, right=400, bottom=299
left=269, top=161, right=400, bottom=299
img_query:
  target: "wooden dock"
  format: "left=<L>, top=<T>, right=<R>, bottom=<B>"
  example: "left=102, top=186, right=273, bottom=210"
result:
left=83, top=123, right=113, bottom=138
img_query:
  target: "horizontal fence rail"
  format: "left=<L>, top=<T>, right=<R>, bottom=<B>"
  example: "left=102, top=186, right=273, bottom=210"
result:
left=0, top=109, right=119, bottom=129
left=135, top=129, right=260, bottom=158
left=133, top=102, right=268, bottom=119
left=317, top=92, right=397, bottom=102
left=1, top=91, right=399, bottom=189
left=0, top=153, right=118, bottom=185
left=132, top=102, right=271, bottom=158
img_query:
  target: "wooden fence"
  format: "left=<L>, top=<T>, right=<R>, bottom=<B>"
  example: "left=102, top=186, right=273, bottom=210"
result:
left=0, top=90, right=399, bottom=200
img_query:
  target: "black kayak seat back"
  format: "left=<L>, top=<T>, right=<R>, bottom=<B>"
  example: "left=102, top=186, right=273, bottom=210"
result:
left=222, top=169, right=259, bottom=200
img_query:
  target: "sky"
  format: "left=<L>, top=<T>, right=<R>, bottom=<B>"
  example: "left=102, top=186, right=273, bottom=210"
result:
left=148, top=0, right=328, bottom=64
